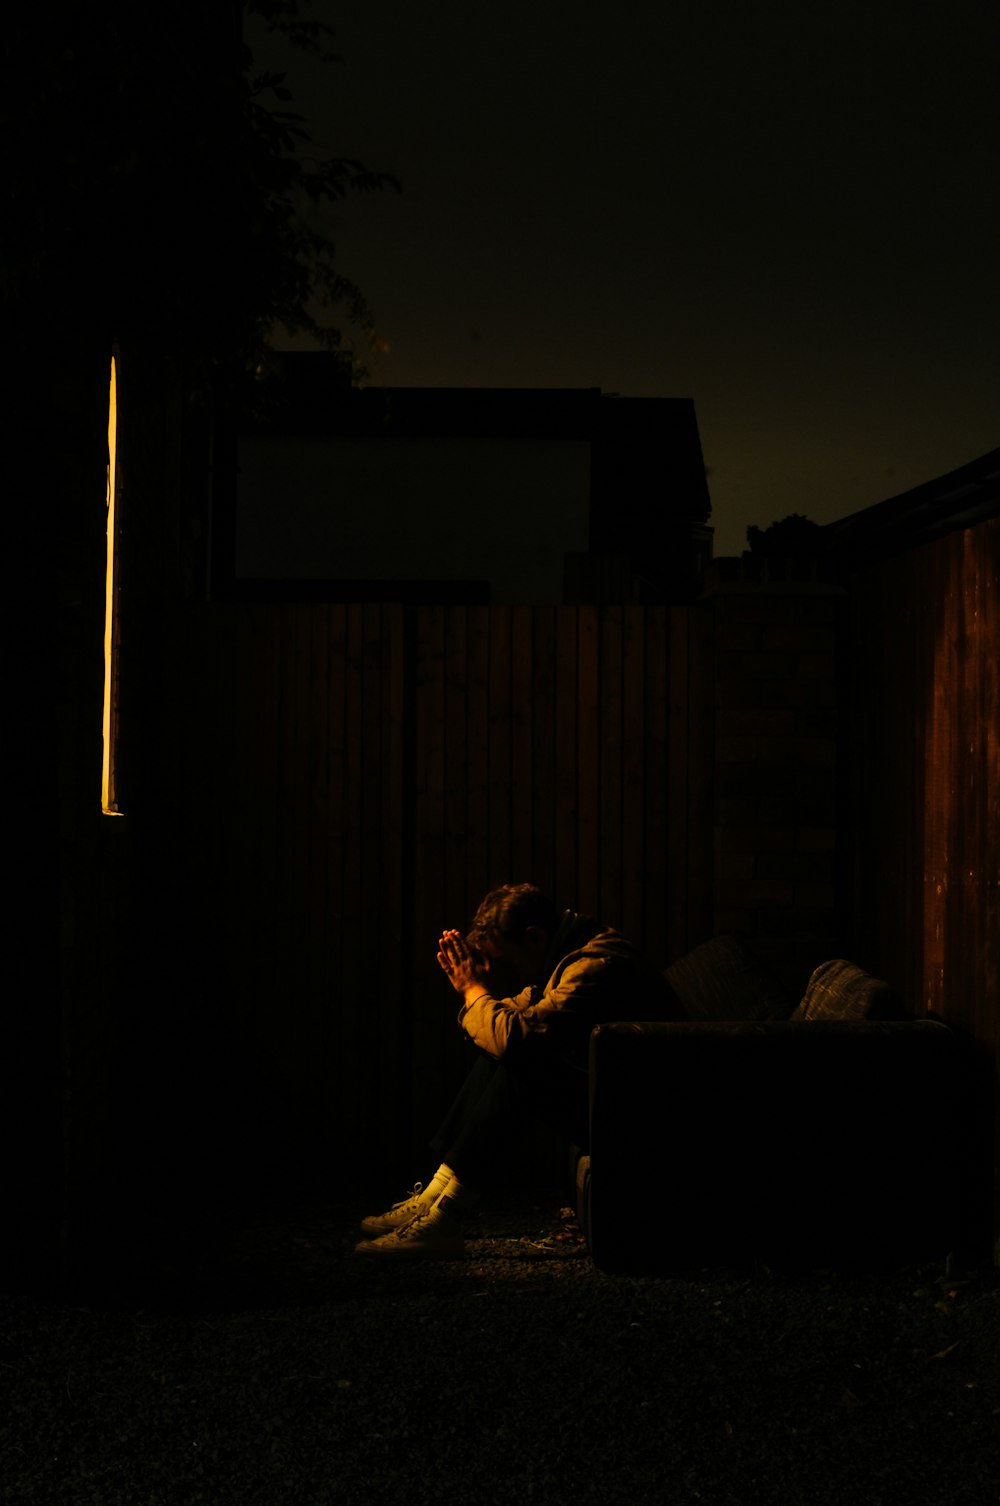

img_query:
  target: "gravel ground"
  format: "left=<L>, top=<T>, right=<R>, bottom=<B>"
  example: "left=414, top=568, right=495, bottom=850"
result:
left=3, top=1193, right=999, bottom=1506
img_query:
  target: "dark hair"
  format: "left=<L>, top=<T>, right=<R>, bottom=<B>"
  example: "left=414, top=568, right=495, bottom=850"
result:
left=468, top=884, right=560, bottom=946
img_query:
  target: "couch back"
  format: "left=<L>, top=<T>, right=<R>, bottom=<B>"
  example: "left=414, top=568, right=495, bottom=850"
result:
left=663, top=936, right=906, bottom=1024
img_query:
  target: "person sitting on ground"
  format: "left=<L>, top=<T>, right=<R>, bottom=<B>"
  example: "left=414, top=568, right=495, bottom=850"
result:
left=355, top=882, right=673, bottom=1259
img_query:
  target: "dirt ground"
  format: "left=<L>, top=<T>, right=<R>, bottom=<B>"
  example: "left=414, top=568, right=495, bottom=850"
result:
left=3, top=1193, right=999, bottom=1505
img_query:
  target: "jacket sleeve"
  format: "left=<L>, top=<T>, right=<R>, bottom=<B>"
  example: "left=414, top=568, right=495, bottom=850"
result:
left=457, top=984, right=539, bottom=1059
left=457, top=952, right=618, bottom=1059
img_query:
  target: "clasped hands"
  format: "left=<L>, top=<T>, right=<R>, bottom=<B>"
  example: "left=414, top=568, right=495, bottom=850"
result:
left=437, top=929, right=489, bottom=1000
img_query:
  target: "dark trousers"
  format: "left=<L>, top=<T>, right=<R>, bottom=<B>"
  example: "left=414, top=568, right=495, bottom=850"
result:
left=428, top=1046, right=589, bottom=1188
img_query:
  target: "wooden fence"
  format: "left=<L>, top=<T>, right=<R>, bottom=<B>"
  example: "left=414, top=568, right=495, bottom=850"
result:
left=849, top=518, right=999, bottom=1041
left=178, top=603, right=707, bottom=1188
left=848, top=517, right=999, bottom=1252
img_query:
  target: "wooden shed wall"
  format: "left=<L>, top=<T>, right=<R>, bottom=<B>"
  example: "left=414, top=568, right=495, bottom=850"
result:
left=177, top=603, right=707, bottom=1192
left=848, top=518, right=999, bottom=1250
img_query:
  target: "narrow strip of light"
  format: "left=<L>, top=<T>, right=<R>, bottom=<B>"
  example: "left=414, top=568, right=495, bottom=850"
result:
left=102, top=356, right=121, bottom=814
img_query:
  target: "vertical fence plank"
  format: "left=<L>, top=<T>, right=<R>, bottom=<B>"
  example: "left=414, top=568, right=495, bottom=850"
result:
left=666, top=603, right=691, bottom=963
left=599, top=605, right=624, bottom=927
left=511, top=607, right=535, bottom=884
left=488, top=605, right=513, bottom=886
left=436, top=605, right=474, bottom=1103
left=378, top=603, right=407, bottom=1173
left=358, top=604, right=389, bottom=1160
left=324, top=604, right=347, bottom=1142
left=465, top=605, right=491, bottom=914
left=338, top=606, right=366, bottom=1135
left=443, top=605, right=469, bottom=930
left=304, top=603, right=329, bottom=1114
left=643, top=606, right=670, bottom=958
left=411, top=606, right=448, bottom=1142
left=684, top=602, right=715, bottom=953
left=264, top=604, right=296, bottom=1109
left=621, top=606, right=646, bottom=948
left=531, top=606, right=557, bottom=901
left=554, top=609, right=579, bottom=907
left=193, top=600, right=703, bottom=1191
left=906, top=547, right=930, bottom=1008
left=576, top=607, right=600, bottom=916
left=924, top=543, right=952, bottom=1017
left=852, top=516, right=1000, bottom=1251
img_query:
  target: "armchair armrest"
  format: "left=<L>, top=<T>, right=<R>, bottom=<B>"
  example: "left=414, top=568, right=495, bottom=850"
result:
left=583, top=1019, right=971, bottom=1274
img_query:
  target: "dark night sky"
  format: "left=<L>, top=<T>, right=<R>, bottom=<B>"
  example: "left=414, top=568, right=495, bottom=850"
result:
left=251, top=0, right=999, bottom=557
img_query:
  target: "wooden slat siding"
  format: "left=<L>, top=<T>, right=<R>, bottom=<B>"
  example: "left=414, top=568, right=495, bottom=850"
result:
left=302, top=604, right=328, bottom=1112
left=530, top=606, right=557, bottom=901
left=686, top=602, right=717, bottom=954
left=511, top=607, right=536, bottom=884
left=296, top=604, right=322, bottom=1101
left=465, top=605, right=491, bottom=912
left=850, top=518, right=999, bottom=1249
left=666, top=603, right=691, bottom=963
left=442, top=606, right=469, bottom=941
left=902, top=547, right=926, bottom=1005
left=356, top=602, right=381, bottom=1084
left=411, top=606, right=448, bottom=1146
left=621, top=606, right=646, bottom=947
left=921, top=524, right=1000, bottom=1254
left=862, top=557, right=896, bottom=988
left=234, top=610, right=258, bottom=1055
left=883, top=541, right=945, bottom=1006
left=282, top=604, right=309, bottom=1115
left=924, top=541, right=952, bottom=1016
left=962, top=537, right=988, bottom=1012
left=488, top=605, right=514, bottom=885
left=305, top=605, right=326, bottom=1114
left=339, top=605, right=366, bottom=1141
left=438, top=606, right=474, bottom=1107
left=379, top=603, right=408, bottom=1177
left=249, top=608, right=276, bottom=1044
left=932, top=523, right=1000, bottom=1048
left=554, top=610, right=580, bottom=908
left=325, top=604, right=348, bottom=1142
left=860, top=549, right=925, bottom=1003
left=641, top=606, right=669, bottom=959
left=359, top=606, right=386, bottom=1150
left=910, top=545, right=934, bottom=1008
left=984, top=522, right=1000, bottom=1069
left=576, top=606, right=600, bottom=917
left=225, top=605, right=277, bottom=1142
left=973, top=525, right=999, bottom=1055
left=183, top=601, right=694, bottom=1185
left=599, top=605, right=624, bottom=928
left=186, top=606, right=231, bottom=1129
left=964, top=522, right=995, bottom=1035
left=265, top=604, right=295, bottom=1095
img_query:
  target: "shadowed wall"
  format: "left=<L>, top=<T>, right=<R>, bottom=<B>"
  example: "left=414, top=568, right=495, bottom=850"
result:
left=174, top=602, right=712, bottom=1193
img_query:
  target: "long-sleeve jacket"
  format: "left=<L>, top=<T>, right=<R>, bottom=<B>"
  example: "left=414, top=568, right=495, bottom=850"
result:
left=457, top=910, right=672, bottom=1067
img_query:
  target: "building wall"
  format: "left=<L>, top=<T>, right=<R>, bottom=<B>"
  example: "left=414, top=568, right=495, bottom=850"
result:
left=235, top=434, right=592, bottom=600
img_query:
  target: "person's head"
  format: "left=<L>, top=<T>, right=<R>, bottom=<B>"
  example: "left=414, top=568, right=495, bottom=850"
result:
left=467, top=883, right=560, bottom=995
